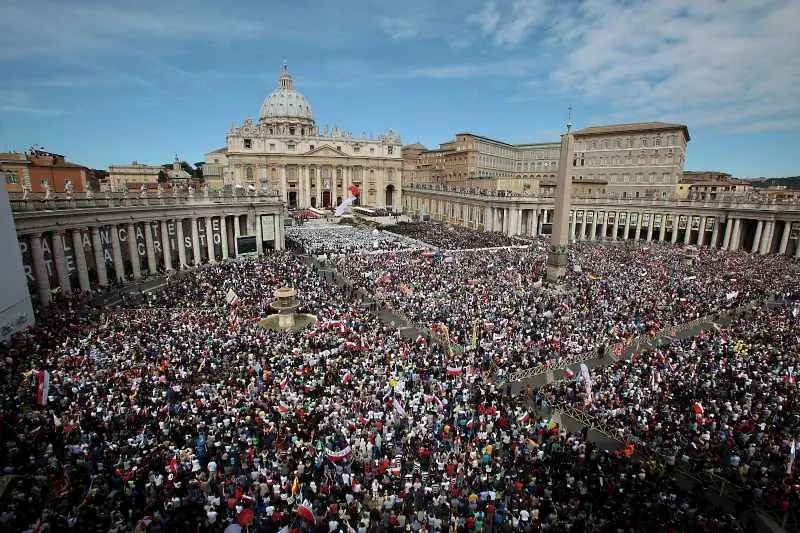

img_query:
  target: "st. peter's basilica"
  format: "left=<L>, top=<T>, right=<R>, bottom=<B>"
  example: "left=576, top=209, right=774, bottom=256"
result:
left=204, top=65, right=402, bottom=209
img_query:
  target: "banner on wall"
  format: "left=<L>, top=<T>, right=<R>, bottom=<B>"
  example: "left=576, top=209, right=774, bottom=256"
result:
left=586, top=211, right=594, bottom=223
left=641, top=213, right=651, bottom=227
left=678, top=215, right=688, bottom=229
left=576, top=210, right=584, bottom=223
left=665, top=215, right=673, bottom=228
left=629, top=213, right=638, bottom=225
left=597, top=211, right=604, bottom=224
left=691, top=216, right=700, bottom=230
left=607, top=212, right=616, bottom=223
left=654, top=214, right=663, bottom=228
left=618, top=212, right=627, bottom=223
left=705, top=217, right=715, bottom=230
left=261, top=215, right=275, bottom=242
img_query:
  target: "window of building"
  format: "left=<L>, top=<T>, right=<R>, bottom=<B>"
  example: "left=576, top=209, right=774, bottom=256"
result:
left=309, top=145, right=315, bottom=150
left=289, top=127, right=295, bottom=136
left=654, top=137, right=661, bottom=147
left=245, top=166, right=254, bottom=180
left=370, top=148, right=375, bottom=154
left=636, top=191, right=640, bottom=198
left=288, top=143, right=296, bottom=151
left=354, top=145, right=360, bottom=153
left=214, top=158, right=219, bottom=163
left=5, top=171, right=18, bottom=184
left=623, top=191, right=627, bottom=198
left=388, top=146, right=394, bottom=155
left=336, top=146, right=341, bottom=151
left=641, top=138, right=647, bottom=147
left=269, top=143, right=276, bottom=151
left=244, top=139, right=252, bottom=149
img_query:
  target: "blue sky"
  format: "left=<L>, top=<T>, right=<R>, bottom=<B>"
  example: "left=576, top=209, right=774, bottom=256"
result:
left=1, top=0, right=798, bottom=177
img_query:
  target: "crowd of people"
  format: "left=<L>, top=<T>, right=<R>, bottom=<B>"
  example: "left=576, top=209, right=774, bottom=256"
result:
left=386, top=224, right=515, bottom=250
left=333, top=237, right=799, bottom=377
left=540, top=301, right=800, bottom=523
left=286, top=225, right=422, bottom=256
left=0, top=221, right=797, bottom=532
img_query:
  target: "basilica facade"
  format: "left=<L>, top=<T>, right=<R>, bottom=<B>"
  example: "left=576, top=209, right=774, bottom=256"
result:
left=205, top=65, right=403, bottom=210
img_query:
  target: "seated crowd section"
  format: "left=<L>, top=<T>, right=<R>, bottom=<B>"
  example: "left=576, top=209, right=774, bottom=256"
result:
left=0, top=221, right=797, bottom=533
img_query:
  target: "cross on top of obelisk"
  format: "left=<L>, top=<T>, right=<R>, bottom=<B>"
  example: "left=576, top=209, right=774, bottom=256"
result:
left=567, top=105, right=573, bottom=133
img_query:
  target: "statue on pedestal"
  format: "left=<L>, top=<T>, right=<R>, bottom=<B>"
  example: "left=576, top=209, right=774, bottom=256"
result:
left=139, top=184, right=147, bottom=198
left=64, top=180, right=74, bottom=199
left=43, top=182, right=52, bottom=200
left=85, top=180, right=94, bottom=199
left=157, top=183, right=163, bottom=198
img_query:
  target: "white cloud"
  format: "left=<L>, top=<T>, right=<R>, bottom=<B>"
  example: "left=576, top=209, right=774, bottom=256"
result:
left=467, top=0, right=550, bottom=47
left=466, top=2, right=501, bottom=35
left=0, top=89, right=63, bottom=115
left=544, top=0, right=800, bottom=133
left=376, top=58, right=538, bottom=80
left=377, top=16, right=421, bottom=40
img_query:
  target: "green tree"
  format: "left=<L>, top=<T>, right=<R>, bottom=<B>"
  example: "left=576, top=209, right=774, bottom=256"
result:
left=193, top=162, right=205, bottom=182
left=157, top=169, right=168, bottom=183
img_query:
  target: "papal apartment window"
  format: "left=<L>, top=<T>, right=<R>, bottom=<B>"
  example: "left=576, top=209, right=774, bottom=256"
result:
left=5, top=171, right=18, bottom=184
left=244, top=139, right=252, bottom=149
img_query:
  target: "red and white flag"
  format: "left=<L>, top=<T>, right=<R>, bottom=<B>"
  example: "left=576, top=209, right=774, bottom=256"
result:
left=297, top=501, right=316, bottom=524
left=225, top=289, right=241, bottom=306
left=335, top=184, right=360, bottom=216
left=325, top=446, right=352, bottom=462
left=35, top=370, right=50, bottom=406
left=446, top=366, right=463, bottom=376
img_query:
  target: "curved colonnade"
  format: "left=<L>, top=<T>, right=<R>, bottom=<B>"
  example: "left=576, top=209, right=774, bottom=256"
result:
left=11, top=192, right=285, bottom=306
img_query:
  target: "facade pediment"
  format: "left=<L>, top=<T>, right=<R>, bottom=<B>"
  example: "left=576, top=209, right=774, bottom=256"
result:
left=304, top=145, right=347, bottom=158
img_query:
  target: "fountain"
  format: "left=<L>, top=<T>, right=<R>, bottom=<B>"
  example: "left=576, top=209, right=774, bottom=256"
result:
left=259, top=287, right=318, bottom=331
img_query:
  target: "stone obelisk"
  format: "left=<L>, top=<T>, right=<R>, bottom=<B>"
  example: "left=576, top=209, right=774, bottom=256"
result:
left=546, top=122, right=576, bottom=282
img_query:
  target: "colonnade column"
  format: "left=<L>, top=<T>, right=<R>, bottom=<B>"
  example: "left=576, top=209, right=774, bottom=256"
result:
left=160, top=221, right=173, bottom=271
left=671, top=215, right=680, bottom=244
left=611, top=215, right=619, bottom=241
left=633, top=216, right=642, bottom=241
left=485, top=208, right=494, bottom=232
left=709, top=219, right=719, bottom=249
left=600, top=213, right=608, bottom=241
left=779, top=222, right=791, bottom=255
left=51, top=230, right=72, bottom=295
left=645, top=217, right=654, bottom=242
left=683, top=218, right=692, bottom=245
left=568, top=212, right=576, bottom=243
left=127, top=223, right=141, bottom=280
left=71, top=229, right=91, bottom=293
left=623, top=216, right=631, bottom=241
left=30, top=234, right=51, bottom=306
left=90, top=226, right=108, bottom=286
left=144, top=222, right=157, bottom=274
left=697, top=216, right=707, bottom=247
left=658, top=217, right=666, bottom=241
left=110, top=225, right=125, bottom=282
left=176, top=220, right=187, bottom=268
left=205, top=217, right=216, bottom=263
left=578, top=215, right=586, bottom=241
left=191, top=218, right=201, bottom=266
left=722, top=219, right=733, bottom=250
left=759, top=220, right=774, bottom=255
left=730, top=219, right=742, bottom=251
left=255, top=214, right=264, bottom=255
left=220, top=216, right=229, bottom=260
left=751, top=220, right=763, bottom=254
left=530, top=209, right=538, bottom=236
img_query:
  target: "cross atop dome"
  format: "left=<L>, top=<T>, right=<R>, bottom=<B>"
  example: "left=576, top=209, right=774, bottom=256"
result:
left=279, top=63, right=293, bottom=90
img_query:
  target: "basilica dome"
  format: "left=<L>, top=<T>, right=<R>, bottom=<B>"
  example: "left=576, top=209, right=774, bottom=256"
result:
left=259, top=65, right=314, bottom=122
